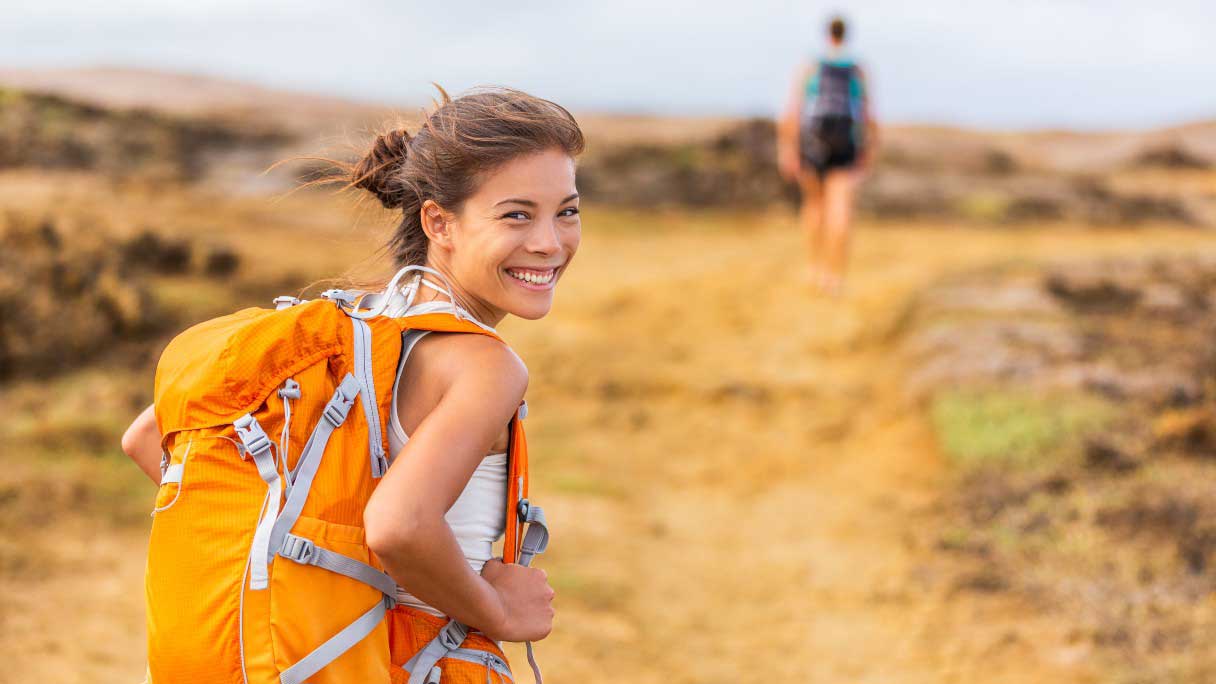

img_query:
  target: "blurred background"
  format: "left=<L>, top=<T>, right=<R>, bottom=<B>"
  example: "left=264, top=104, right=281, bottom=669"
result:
left=1, top=2, right=1215, bottom=682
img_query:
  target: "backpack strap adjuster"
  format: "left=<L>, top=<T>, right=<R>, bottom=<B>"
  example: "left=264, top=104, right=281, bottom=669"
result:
left=234, top=414, right=273, bottom=459
left=280, top=534, right=316, bottom=564
left=321, top=383, right=358, bottom=427
left=321, top=402, right=347, bottom=428
left=437, top=621, right=469, bottom=651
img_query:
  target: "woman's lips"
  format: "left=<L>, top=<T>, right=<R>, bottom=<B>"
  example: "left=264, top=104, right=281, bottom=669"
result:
left=505, top=266, right=558, bottom=290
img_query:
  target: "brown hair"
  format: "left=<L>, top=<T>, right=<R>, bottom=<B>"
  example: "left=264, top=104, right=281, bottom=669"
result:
left=829, top=17, right=846, bottom=41
left=342, top=86, right=584, bottom=267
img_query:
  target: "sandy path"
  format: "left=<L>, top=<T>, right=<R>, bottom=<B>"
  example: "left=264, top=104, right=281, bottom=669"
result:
left=504, top=217, right=1206, bottom=683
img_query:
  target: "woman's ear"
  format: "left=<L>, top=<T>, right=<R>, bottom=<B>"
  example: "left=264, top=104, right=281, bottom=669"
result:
left=420, top=199, right=455, bottom=250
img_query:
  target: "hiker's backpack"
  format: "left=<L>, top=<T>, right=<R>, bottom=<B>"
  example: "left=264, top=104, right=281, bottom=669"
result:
left=801, top=56, right=866, bottom=162
left=145, top=266, right=548, bottom=684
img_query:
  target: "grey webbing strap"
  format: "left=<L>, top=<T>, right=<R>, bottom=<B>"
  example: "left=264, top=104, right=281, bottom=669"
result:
left=516, top=503, right=548, bottom=684
left=516, top=504, right=550, bottom=568
left=278, top=533, right=398, bottom=597
left=234, top=413, right=281, bottom=590
left=404, top=620, right=470, bottom=684
left=440, top=648, right=513, bottom=681
left=267, top=374, right=361, bottom=565
left=159, top=464, right=183, bottom=485
left=350, top=317, right=389, bottom=478
left=278, top=595, right=393, bottom=684
left=234, top=414, right=278, bottom=483
left=353, top=290, right=418, bottom=317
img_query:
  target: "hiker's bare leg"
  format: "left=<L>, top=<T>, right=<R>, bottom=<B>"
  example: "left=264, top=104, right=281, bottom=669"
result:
left=798, top=171, right=825, bottom=284
left=821, top=169, right=858, bottom=295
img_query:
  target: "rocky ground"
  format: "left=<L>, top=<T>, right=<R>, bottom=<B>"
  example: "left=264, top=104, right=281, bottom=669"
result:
left=0, top=210, right=244, bottom=380
left=3, top=79, right=1212, bottom=227
left=901, top=255, right=1216, bottom=682
left=578, top=118, right=1213, bottom=227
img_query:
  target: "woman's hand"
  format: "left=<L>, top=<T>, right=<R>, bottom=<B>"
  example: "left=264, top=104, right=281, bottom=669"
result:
left=480, top=559, right=555, bottom=642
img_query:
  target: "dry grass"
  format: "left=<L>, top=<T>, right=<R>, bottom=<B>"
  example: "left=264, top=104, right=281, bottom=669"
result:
left=3, top=169, right=1216, bottom=682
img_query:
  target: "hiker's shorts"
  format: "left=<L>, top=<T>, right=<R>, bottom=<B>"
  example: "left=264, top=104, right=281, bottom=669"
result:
left=800, top=114, right=859, bottom=177
left=389, top=606, right=514, bottom=684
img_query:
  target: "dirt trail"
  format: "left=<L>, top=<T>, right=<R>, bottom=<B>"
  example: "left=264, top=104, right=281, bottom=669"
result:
left=5, top=209, right=1210, bottom=682
left=505, top=216, right=1207, bottom=683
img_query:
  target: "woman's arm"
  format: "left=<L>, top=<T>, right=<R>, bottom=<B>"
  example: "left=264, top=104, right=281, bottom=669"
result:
left=364, top=334, right=553, bottom=642
left=778, top=62, right=810, bottom=182
left=857, top=65, right=880, bottom=173
left=122, top=404, right=164, bottom=485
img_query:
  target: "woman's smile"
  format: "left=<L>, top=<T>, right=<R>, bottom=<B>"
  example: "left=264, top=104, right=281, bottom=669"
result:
left=504, top=265, right=560, bottom=290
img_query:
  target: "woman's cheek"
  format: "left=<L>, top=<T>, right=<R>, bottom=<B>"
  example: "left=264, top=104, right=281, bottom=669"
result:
left=564, top=224, right=582, bottom=255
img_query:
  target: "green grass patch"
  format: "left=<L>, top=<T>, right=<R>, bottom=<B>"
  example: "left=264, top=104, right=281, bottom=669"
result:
left=956, top=192, right=1011, bottom=224
left=931, top=388, right=1114, bottom=471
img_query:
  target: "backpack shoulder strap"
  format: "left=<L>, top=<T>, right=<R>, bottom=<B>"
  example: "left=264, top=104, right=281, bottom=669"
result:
left=390, top=311, right=503, bottom=340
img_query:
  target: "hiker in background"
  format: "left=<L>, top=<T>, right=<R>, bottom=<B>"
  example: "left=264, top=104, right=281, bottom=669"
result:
left=779, top=15, right=878, bottom=296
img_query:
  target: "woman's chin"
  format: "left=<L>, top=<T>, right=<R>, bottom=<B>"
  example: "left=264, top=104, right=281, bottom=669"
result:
left=505, top=295, right=555, bottom=321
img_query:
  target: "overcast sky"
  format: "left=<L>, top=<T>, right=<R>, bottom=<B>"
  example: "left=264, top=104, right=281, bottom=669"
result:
left=2, top=0, right=1213, bottom=130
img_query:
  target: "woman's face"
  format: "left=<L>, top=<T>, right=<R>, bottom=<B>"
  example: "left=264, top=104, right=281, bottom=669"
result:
left=437, top=147, right=580, bottom=323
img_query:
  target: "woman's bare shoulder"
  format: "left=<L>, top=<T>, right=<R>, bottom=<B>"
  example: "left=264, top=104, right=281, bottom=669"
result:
left=411, top=332, right=528, bottom=402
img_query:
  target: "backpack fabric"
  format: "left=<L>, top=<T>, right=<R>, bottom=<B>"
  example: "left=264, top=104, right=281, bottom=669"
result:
left=800, top=56, right=866, bottom=172
left=145, top=277, right=545, bottom=684
left=389, top=608, right=512, bottom=684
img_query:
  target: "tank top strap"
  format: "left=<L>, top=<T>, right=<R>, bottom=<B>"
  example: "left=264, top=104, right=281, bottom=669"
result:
left=389, top=329, right=432, bottom=449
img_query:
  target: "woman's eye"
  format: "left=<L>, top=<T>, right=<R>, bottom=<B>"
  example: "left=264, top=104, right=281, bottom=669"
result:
left=502, top=211, right=529, bottom=221
left=559, top=207, right=580, bottom=217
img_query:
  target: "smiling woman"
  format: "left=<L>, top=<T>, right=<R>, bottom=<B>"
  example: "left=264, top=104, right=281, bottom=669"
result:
left=347, top=88, right=584, bottom=323
left=122, top=86, right=584, bottom=684
left=350, top=87, right=583, bottom=684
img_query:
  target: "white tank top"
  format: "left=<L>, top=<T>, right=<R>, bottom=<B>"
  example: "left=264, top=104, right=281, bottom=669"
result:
left=389, top=326, right=509, bottom=617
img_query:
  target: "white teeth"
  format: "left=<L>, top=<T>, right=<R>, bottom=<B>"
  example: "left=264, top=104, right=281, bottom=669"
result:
left=508, top=269, right=554, bottom=285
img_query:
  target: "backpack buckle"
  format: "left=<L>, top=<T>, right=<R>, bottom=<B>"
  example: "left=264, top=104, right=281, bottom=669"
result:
left=273, top=296, right=301, bottom=310
left=319, top=377, right=360, bottom=427
left=322, top=401, right=348, bottom=427
left=243, top=431, right=271, bottom=458
left=321, top=289, right=357, bottom=306
left=437, top=621, right=469, bottom=650
left=280, top=534, right=316, bottom=564
left=234, top=414, right=272, bottom=459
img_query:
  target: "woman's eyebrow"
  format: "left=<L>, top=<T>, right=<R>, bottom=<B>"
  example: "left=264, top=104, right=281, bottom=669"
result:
left=493, top=193, right=580, bottom=207
left=494, top=198, right=537, bottom=208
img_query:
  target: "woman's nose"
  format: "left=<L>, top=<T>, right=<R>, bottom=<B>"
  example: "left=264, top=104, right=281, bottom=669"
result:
left=527, top=220, right=561, bottom=255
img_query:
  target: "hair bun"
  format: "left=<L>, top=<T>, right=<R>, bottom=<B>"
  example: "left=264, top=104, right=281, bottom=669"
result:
left=352, top=129, right=411, bottom=208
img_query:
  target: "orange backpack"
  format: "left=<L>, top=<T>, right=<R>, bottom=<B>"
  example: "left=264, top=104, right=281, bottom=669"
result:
left=146, top=268, right=548, bottom=684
